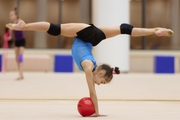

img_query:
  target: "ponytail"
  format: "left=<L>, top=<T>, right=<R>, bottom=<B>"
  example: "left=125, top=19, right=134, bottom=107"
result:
left=13, top=7, right=19, bottom=19
left=113, top=67, right=120, bottom=74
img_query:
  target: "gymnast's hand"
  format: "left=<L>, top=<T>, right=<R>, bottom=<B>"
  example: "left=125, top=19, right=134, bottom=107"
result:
left=91, top=114, right=107, bottom=117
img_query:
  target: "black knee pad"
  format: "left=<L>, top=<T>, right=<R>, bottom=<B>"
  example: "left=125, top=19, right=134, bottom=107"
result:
left=47, top=23, right=61, bottom=36
left=120, top=23, right=134, bottom=35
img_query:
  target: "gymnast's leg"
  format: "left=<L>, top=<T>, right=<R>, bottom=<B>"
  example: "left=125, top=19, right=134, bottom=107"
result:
left=99, top=23, right=174, bottom=38
left=6, top=20, right=90, bottom=37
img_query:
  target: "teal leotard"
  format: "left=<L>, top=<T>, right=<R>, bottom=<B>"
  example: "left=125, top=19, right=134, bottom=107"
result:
left=72, top=38, right=96, bottom=71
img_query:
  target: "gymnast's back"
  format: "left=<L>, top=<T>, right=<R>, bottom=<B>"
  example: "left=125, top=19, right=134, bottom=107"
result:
left=71, top=38, right=96, bottom=71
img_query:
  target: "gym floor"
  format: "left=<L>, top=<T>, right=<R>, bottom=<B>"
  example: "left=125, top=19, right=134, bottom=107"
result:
left=0, top=72, right=180, bottom=120
left=0, top=100, right=180, bottom=120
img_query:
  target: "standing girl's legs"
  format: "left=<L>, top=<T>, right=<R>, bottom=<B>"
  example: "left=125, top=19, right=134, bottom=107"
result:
left=15, top=47, right=20, bottom=79
left=18, top=46, right=24, bottom=80
left=15, top=47, right=24, bottom=80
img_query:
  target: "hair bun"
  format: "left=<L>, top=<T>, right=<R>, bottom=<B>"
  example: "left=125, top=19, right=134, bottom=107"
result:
left=114, top=67, right=120, bottom=74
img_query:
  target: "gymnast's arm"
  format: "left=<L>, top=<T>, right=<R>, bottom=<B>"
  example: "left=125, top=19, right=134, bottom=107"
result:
left=81, top=60, right=99, bottom=116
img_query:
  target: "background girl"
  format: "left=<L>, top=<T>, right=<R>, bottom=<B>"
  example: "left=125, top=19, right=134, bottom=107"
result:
left=9, top=8, right=26, bottom=80
left=2, top=27, right=10, bottom=72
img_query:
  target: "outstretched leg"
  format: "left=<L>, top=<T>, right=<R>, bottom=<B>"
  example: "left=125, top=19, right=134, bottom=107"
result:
left=6, top=20, right=90, bottom=37
left=131, top=27, right=174, bottom=37
left=99, top=24, right=174, bottom=38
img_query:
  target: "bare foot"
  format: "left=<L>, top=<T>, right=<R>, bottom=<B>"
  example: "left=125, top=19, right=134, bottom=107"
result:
left=155, top=28, right=174, bottom=37
left=16, top=76, right=24, bottom=80
left=6, top=20, right=26, bottom=30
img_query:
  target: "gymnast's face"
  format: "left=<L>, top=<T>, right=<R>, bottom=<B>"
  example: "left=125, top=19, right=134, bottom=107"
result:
left=93, top=69, right=108, bottom=85
left=10, top=11, right=17, bottom=22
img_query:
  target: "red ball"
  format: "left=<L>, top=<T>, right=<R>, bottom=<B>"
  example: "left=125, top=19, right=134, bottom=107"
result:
left=77, top=97, right=95, bottom=117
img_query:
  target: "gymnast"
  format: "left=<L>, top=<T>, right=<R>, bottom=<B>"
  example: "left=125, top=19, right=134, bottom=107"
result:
left=6, top=20, right=173, bottom=116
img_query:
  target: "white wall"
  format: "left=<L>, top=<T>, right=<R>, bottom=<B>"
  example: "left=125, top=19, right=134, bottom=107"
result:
left=34, top=0, right=48, bottom=48
left=92, top=0, right=130, bottom=72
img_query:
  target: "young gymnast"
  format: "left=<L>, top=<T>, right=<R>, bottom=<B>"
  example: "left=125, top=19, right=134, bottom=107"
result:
left=3, top=27, right=13, bottom=48
left=2, top=27, right=11, bottom=72
left=9, top=8, right=26, bottom=80
left=6, top=20, right=173, bottom=117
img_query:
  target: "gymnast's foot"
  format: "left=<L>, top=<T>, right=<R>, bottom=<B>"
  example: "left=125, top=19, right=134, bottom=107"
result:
left=6, top=20, right=26, bottom=30
left=155, top=28, right=174, bottom=37
left=16, top=75, right=24, bottom=80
